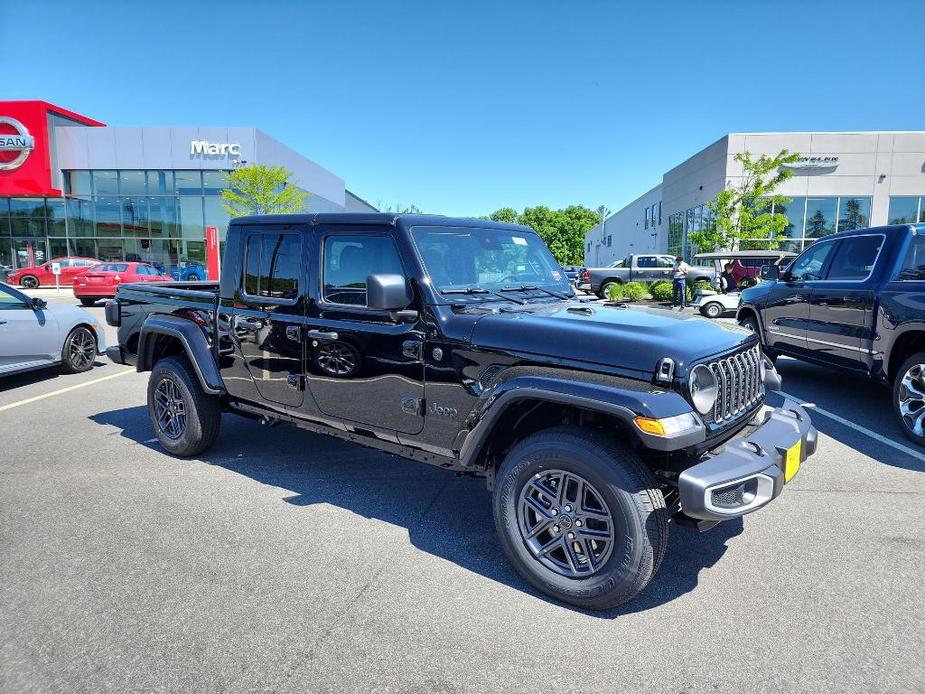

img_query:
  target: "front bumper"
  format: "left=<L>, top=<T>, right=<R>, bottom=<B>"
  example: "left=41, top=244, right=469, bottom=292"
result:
left=678, top=397, right=817, bottom=522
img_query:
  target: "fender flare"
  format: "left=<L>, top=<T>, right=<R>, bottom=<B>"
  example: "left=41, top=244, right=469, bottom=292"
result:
left=736, top=303, right=766, bottom=339
left=137, top=314, right=225, bottom=395
left=455, top=373, right=704, bottom=467
left=883, top=322, right=925, bottom=379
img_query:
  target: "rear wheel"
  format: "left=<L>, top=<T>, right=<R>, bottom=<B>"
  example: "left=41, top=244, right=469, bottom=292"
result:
left=493, top=426, right=668, bottom=610
left=599, top=281, right=619, bottom=300
left=20, top=275, right=39, bottom=288
left=147, top=355, right=221, bottom=457
left=894, top=353, right=925, bottom=447
left=61, top=326, right=97, bottom=373
left=702, top=301, right=723, bottom=319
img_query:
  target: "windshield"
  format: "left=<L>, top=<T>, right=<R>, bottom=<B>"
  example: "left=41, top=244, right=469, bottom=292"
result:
left=411, top=225, right=571, bottom=296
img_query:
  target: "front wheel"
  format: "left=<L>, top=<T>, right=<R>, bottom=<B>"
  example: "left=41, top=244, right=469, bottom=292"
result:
left=147, top=355, right=221, bottom=457
left=894, top=353, right=925, bottom=447
left=493, top=426, right=668, bottom=610
left=20, top=275, right=39, bottom=289
left=702, top=301, right=723, bottom=319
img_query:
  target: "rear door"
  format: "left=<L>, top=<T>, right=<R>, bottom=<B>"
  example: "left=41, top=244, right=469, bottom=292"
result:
left=763, top=239, right=838, bottom=357
left=303, top=227, right=425, bottom=435
left=806, top=234, right=884, bottom=371
left=229, top=226, right=306, bottom=408
left=633, top=256, right=661, bottom=281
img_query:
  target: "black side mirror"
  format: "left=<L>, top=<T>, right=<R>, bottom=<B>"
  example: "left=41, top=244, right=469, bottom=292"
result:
left=367, top=274, right=416, bottom=321
left=31, top=297, right=47, bottom=311
left=760, top=264, right=780, bottom=281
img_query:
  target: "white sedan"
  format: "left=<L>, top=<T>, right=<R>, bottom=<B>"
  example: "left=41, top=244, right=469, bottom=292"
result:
left=0, top=282, right=105, bottom=376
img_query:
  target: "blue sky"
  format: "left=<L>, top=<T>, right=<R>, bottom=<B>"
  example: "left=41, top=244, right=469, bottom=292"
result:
left=2, top=0, right=923, bottom=216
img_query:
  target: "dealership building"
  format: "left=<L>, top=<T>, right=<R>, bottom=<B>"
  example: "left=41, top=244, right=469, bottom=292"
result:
left=585, top=131, right=925, bottom=265
left=0, top=100, right=375, bottom=280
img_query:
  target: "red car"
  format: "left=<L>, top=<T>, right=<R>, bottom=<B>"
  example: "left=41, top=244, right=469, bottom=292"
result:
left=8, top=257, right=99, bottom=288
left=72, top=262, right=171, bottom=306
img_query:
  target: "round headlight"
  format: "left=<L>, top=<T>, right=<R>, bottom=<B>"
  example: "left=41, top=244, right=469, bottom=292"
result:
left=689, top=364, right=717, bottom=415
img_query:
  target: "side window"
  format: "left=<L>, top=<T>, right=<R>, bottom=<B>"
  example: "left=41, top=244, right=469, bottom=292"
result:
left=0, top=285, right=29, bottom=309
left=897, top=235, right=925, bottom=281
left=826, top=236, right=883, bottom=281
left=637, top=256, right=656, bottom=268
left=243, top=233, right=301, bottom=300
left=657, top=256, right=675, bottom=268
left=323, top=235, right=404, bottom=307
left=788, top=242, right=836, bottom=281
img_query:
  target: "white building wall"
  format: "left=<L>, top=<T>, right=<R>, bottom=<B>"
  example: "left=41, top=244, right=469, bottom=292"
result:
left=584, top=184, right=662, bottom=266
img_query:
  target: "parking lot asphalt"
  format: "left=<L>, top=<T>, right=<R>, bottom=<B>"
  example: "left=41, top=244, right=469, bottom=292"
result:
left=1, top=291, right=923, bottom=693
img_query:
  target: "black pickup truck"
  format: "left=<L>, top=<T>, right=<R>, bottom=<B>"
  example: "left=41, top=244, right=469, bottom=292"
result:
left=107, top=213, right=816, bottom=610
left=738, top=222, right=925, bottom=445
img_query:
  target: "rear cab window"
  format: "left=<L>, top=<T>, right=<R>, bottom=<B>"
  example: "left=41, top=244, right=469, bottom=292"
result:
left=242, top=230, right=302, bottom=302
left=896, top=233, right=925, bottom=281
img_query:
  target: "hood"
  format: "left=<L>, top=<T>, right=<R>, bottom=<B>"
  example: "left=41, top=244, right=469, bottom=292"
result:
left=469, top=301, right=754, bottom=374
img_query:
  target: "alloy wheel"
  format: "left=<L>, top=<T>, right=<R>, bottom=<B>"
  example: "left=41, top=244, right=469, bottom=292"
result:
left=316, top=342, right=358, bottom=377
left=21, top=275, right=38, bottom=288
left=898, top=363, right=925, bottom=438
left=517, top=469, right=616, bottom=577
left=66, top=328, right=96, bottom=370
left=153, top=377, right=187, bottom=440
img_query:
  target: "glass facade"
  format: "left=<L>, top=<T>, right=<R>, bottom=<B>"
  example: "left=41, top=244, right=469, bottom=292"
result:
left=667, top=196, right=872, bottom=260
left=0, top=169, right=239, bottom=280
left=888, top=196, right=925, bottom=224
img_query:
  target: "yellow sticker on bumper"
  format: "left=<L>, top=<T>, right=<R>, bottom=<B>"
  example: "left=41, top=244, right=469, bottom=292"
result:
left=784, top=441, right=802, bottom=482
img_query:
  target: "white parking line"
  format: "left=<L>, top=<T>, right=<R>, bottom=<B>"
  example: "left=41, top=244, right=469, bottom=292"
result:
left=0, top=369, right=135, bottom=413
left=779, top=390, right=925, bottom=461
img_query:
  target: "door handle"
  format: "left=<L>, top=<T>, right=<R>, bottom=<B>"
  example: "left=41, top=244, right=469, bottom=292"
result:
left=236, top=318, right=263, bottom=330
left=286, top=325, right=301, bottom=341
left=307, top=329, right=338, bottom=341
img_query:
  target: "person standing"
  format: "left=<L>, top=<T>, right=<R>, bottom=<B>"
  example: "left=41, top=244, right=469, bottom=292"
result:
left=672, top=255, right=690, bottom=308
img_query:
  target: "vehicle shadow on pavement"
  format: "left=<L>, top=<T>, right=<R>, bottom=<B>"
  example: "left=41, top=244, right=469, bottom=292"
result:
left=0, top=361, right=108, bottom=393
left=771, top=361, right=925, bottom=472
left=92, top=405, right=745, bottom=617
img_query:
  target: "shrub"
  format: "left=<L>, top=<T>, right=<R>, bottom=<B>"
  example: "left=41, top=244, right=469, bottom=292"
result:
left=623, top=281, right=648, bottom=302
left=606, top=282, right=625, bottom=301
left=650, top=281, right=674, bottom=302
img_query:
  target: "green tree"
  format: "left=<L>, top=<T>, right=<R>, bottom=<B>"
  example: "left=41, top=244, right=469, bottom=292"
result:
left=221, top=164, right=309, bottom=217
left=485, top=205, right=599, bottom=264
left=690, top=149, right=800, bottom=252
left=806, top=209, right=827, bottom=237
left=840, top=198, right=865, bottom=230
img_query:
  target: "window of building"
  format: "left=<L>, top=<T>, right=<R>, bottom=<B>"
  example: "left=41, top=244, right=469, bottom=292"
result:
left=826, top=235, right=884, bottom=280
left=888, top=197, right=921, bottom=225
left=243, top=232, right=301, bottom=301
left=9, top=198, right=46, bottom=236
left=93, top=198, right=121, bottom=237
left=657, top=201, right=662, bottom=225
left=323, top=235, right=403, bottom=306
left=174, top=171, right=203, bottom=196
left=607, top=235, right=612, bottom=247
left=119, top=171, right=147, bottom=196
left=202, top=171, right=229, bottom=196
left=837, top=197, right=870, bottom=232
left=804, top=198, right=837, bottom=238
left=93, top=171, right=119, bottom=196
left=644, top=207, right=649, bottom=230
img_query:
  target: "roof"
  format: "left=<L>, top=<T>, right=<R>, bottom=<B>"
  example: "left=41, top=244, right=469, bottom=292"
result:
left=228, top=212, right=534, bottom=232
left=694, top=250, right=797, bottom=259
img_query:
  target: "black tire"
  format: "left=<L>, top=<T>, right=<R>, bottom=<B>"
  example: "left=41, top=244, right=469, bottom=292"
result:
left=493, top=426, right=668, bottom=610
left=893, top=352, right=925, bottom=447
left=147, top=355, right=221, bottom=457
left=61, top=326, right=97, bottom=373
left=598, top=280, right=619, bottom=300
left=187, top=273, right=201, bottom=281
left=79, top=298, right=97, bottom=307
left=739, top=314, right=759, bottom=333
left=20, top=275, right=39, bottom=288
left=702, top=302, right=723, bottom=319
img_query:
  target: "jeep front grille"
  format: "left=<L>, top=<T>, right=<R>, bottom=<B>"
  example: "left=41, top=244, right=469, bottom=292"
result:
left=706, top=345, right=764, bottom=424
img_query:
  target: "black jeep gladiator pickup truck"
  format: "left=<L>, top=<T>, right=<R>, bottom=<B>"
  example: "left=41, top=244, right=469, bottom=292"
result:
left=737, top=223, right=925, bottom=446
left=107, top=213, right=816, bottom=610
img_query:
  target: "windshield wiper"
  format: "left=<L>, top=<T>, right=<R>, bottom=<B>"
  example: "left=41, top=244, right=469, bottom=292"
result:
left=441, top=287, right=525, bottom=305
left=500, top=284, right=571, bottom=300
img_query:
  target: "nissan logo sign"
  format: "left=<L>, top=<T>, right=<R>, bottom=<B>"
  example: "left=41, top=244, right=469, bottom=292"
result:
left=0, top=117, right=35, bottom=171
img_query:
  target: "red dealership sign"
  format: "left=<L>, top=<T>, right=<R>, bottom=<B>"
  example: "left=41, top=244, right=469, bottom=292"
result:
left=0, top=101, right=103, bottom=197
left=206, top=226, right=221, bottom=280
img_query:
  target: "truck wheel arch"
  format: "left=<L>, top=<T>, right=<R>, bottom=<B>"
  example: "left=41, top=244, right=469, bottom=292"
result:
left=886, top=327, right=925, bottom=383
left=137, top=315, right=225, bottom=395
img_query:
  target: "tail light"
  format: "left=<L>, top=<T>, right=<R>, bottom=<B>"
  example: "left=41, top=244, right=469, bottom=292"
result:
left=180, top=309, right=209, bottom=329
left=582, top=270, right=590, bottom=282
left=113, top=275, right=121, bottom=283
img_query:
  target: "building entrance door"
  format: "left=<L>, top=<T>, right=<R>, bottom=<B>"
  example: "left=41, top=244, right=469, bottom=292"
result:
left=13, top=238, right=48, bottom=270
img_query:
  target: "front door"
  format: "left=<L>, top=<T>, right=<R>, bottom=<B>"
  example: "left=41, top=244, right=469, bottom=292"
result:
left=764, top=239, right=838, bottom=356
left=0, top=284, right=59, bottom=371
left=304, top=228, right=425, bottom=435
left=806, top=234, right=884, bottom=370
left=228, top=227, right=305, bottom=408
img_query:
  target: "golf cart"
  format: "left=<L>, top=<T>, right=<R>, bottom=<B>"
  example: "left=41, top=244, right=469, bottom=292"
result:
left=691, top=250, right=797, bottom=318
